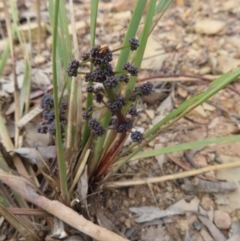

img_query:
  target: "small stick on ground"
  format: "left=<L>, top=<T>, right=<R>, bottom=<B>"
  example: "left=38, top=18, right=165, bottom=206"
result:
left=182, top=177, right=237, bottom=193
left=167, top=154, right=216, bottom=181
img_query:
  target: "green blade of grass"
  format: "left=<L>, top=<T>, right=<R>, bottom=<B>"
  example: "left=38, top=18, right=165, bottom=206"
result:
left=47, top=0, right=72, bottom=91
left=82, top=0, right=99, bottom=147
left=115, top=0, right=147, bottom=75
left=112, top=68, right=240, bottom=174
left=0, top=44, right=10, bottom=76
left=155, top=0, right=172, bottom=13
left=130, top=135, right=240, bottom=161
left=149, top=0, right=172, bottom=34
left=145, top=69, right=240, bottom=138
left=126, top=0, right=157, bottom=95
left=52, top=0, right=69, bottom=202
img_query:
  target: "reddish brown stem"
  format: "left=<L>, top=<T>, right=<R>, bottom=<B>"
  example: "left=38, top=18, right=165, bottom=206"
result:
left=93, top=134, right=126, bottom=182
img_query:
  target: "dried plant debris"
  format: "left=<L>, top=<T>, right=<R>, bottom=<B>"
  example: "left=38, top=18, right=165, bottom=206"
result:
left=182, top=178, right=237, bottom=194
left=198, top=207, right=227, bottom=241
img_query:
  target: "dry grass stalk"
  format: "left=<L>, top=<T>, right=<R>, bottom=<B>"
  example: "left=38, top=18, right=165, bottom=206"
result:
left=68, top=0, right=82, bottom=150
left=104, top=160, right=240, bottom=188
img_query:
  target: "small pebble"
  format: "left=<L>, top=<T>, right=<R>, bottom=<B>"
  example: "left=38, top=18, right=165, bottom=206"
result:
left=34, top=55, right=46, bottom=65
left=124, top=219, right=131, bottom=228
left=122, top=200, right=129, bottom=207
left=201, top=195, right=214, bottom=210
left=192, top=221, right=202, bottom=231
left=130, top=200, right=136, bottom=205
left=119, top=216, right=126, bottom=224
left=214, top=210, right=232, bottom=230
left=128, top=188, right=136, bottom=199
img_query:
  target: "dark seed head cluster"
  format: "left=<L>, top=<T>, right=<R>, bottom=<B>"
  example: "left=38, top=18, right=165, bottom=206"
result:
left=135, top=82, right=153, bottom=96
left=66, top=60, right=80, bottom=77
left=131, top=130, right=143, bottom=143
left=88, top=118, right=105, bottom=136
left=65, top=38, right=153, bottom=143
left=129, top=37, right=139, bottom=51
left=38, top=94, right=67, bottom=137
left=123, top=63, right=138, bottom=76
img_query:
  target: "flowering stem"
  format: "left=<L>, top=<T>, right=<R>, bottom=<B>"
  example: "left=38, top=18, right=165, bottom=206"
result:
left=111, top=45, right=130, bottom=53
left=77, top=71, right=88, bottom=75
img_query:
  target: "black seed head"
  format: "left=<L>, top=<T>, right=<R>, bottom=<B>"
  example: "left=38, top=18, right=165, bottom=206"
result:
left=123, top=63, right=138, bottom=76
left=118, top=74, right=129, bottom=83
left=129, top=37, right=139, bottom=51
left=41, top=94, right=54, bottom=109
left=135, top=82, right=153, bottom=96
left=88, top=118, right=105, bottom=136
left=67, top=60, right=80, bottom=77
left=90, top=45, right=113, bottom=66
left=131, top=130, right=143, bottom=143
left=104, top=76, right=118, bottom=89
left=82, top=52, right=90, bottom=61
left=37, top=125, right=48, bottom=134
left=48, top=123, right=56, bottom=135
left=45, top=110, right=55, bottom=124
left=128, top=107, right=138, bottom=117
left=94, top=86, right=104, bottom=94
left=86, top=86, right=94, bottom=93
left=95, top=94, right=103, bottom=103
left=112, top=118, right=133, bottom=133
left=82, top=111, right=90, bottom=120
left=85, top=72, right=94, bottom=82
left=107, top=97, right=124, bottom=113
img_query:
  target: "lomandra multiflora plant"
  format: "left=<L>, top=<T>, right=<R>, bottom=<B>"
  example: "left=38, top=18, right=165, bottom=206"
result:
left=68, top=38, right=153, bottom=182
left=39, top=38, right=153, bottom=184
